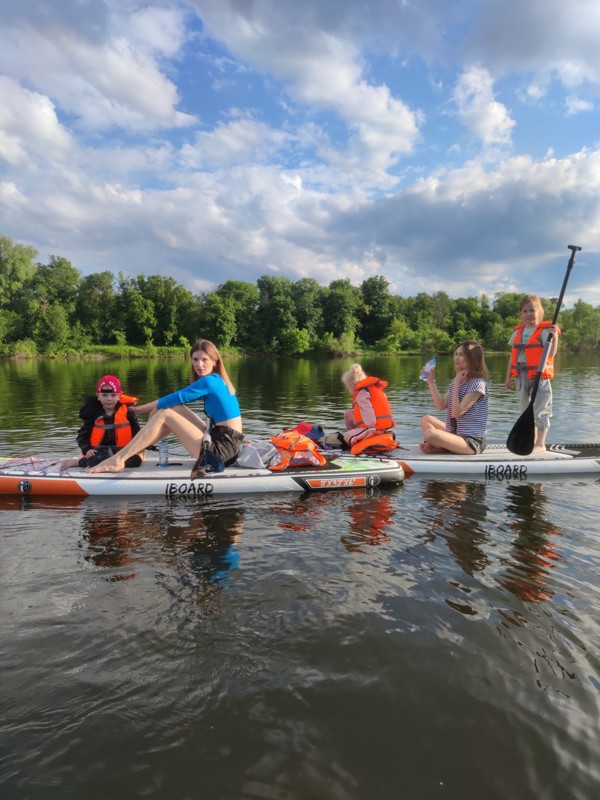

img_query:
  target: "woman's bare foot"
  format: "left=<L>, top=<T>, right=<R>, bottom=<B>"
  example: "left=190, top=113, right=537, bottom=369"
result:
left=419, top=442, right=449, bottom=454
left=85, top=458, right=125, bottom=474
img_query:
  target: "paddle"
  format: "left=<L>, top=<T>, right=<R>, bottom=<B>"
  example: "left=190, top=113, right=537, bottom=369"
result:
left=506, top=244, right=582, bottom=456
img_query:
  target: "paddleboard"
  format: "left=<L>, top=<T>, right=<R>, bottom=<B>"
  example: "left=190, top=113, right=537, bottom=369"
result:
left=392, top=443, right=600, bottom=479
left=0, top=454, right=404, bottom=497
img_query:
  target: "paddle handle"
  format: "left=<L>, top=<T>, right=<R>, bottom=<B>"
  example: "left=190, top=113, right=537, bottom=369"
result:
left=550, top=245, right=581, bottom=326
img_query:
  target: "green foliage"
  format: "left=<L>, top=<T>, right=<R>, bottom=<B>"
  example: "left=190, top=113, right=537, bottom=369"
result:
left=198, top=292, right=237, bottom=349
left=8, top=338, right=38, bottom=357
left=0, top=236, right=37, bottom=307
left=279, top=327, right=311, bottom=355
left=2, top=233, right=600, bottom=358
left=359, top=276, right=395, bottom=345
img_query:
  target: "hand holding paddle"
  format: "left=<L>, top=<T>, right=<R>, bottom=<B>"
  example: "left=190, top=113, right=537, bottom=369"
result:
left=506, top=245, right=582, bottom=456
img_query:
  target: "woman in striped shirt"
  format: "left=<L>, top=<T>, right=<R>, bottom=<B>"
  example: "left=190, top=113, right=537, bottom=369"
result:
left=420, top=340, right=489, bottom=455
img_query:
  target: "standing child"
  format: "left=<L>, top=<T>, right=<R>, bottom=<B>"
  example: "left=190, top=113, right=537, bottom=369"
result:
left=420, top=340, right=489, bottom=455
left=60, top=375, right=142, bottom=469
left=505, top=295, right=560, bottom=452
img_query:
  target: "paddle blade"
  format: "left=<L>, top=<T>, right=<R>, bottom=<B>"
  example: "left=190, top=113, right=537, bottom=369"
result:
left=506, top=404, right=535, bottom=455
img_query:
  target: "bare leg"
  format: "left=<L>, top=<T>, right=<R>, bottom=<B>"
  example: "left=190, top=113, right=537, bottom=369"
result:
left=420, top=414, right=444, bottom=438
left=532, top=428, right=548, bottom=452
left=421, top=415, right=476, bottom=455
left=59, top=457, right=81, bottom=469
left=86, top=406, right=207, bottom=473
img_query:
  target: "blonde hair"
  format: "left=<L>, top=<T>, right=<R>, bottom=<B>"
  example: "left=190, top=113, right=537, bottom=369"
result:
left=456, top=340, right=489, bottom=381
left=342, top=363, right=367, bottom=393
left=519, top=294, right=544, bottom=319
left=190, top=339, right=235, bottom=394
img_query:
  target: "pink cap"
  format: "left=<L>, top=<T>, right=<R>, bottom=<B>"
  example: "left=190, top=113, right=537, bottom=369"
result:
left=96, top=374, right=122, bottom=394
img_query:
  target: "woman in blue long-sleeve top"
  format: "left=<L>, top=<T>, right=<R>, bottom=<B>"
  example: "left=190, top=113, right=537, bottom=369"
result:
left=87, top=339, right=243, bottom=477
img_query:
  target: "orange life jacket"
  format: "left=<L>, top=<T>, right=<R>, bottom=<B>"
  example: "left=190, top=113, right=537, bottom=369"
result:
left=268, top=431, right=327, bottom=471
left=350, top=431, right=397, bottom=456
left=89, top=400, right=136, bottom=448
left=510, top=322, right=558, bottom=380
left=352, top=377, right=395, bottom=431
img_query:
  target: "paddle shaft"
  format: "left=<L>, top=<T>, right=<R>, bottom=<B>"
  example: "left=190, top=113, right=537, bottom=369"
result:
left=526, top=244, right=581, bottom=406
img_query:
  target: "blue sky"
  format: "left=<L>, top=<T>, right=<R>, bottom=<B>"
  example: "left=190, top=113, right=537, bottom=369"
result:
left=1, top=0, right=598, bottom=304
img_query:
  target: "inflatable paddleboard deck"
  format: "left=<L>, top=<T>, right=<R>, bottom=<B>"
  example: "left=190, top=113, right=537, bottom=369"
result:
left=392, top=443, right=600, bottom=479
left=0, top=454, right=404, bottom=497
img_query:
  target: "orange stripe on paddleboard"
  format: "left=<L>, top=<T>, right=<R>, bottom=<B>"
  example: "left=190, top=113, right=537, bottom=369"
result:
left=0, top=476, right=88, bottom=496
left=305, top=476, right=367, bottom=489
left=397, top=462, right=414, bottom=477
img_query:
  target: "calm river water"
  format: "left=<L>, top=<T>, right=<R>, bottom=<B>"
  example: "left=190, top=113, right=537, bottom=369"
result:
left=1, top=354, right=599, bottom=800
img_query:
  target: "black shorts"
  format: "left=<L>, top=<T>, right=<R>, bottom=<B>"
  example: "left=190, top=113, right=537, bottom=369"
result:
left=206, top=424, right=244, bottom=467
left=79, top=446, right=142, bottom=469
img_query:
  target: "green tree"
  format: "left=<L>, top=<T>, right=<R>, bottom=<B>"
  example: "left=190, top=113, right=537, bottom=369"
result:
left=493, top=292, right=523, bottom=322
left=31, top=301, right=72, bottom=353
left=76, top=271, right=116, bottom=343
left=216, top=280, right=260, bottom=349
left=292, top=278, right=325, bottom=345
left=136, top=275, right=195, bottom=346
left=561, top=300, right=600, bottom=352
left=322, top=279, right=361, bottom=339
left=116, top=275, right=157, bottom=345
left=279, top=327, right=311, bottom=355
left=35, top=256, right=81, bottom=315
left=0, top=235, right=37, bottom=308
left=256, top=276, right=297, bottom=351
left=198, top=292, right=237, bottom=349
left=359, top=276, right=394, bottom=345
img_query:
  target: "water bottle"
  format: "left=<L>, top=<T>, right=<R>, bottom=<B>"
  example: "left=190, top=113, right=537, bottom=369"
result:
left=419, top=357, right=436, bottom=381
left=158, top=437, right=169, bottom=467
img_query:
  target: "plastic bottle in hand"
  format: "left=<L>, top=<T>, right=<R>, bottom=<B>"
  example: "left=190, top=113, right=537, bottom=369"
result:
left=158, top=437, right=169, bottom=467
left=420, top=357, right=436, bottom=381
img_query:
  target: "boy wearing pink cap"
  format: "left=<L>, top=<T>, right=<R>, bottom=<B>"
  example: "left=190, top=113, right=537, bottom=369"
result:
left=60, top=374, right=142, bottom=469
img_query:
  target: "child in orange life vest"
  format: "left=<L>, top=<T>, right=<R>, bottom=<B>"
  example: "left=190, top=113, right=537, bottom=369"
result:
left=505, top=295, right=560, bottom=452
left=341, top=363, right=396, bottom=448
left=60, top=374, right=143, bottom=469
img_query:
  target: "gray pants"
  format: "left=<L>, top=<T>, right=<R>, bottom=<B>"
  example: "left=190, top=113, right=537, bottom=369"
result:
left=517, top=375, right=553, bottom=431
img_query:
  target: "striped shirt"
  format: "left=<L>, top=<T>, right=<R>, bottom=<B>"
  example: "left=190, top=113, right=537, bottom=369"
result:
left=445, top=377, right=488, bottom=439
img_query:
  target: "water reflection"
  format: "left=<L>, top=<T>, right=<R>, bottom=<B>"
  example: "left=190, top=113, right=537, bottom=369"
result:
left=340, top=492, right=395, bottom=551
left=265, top=489, right=397, bottom=551
left=79, top=499, right=246, bottom=615
left=419, top=479, right=563, bottom=607
left=153, top=503, right=244, bottom=619
left=420, top=480, right=490, bottom=575
left=81, top=507, right=140, bottom=580
left=496, top=483, right=562, bottom=603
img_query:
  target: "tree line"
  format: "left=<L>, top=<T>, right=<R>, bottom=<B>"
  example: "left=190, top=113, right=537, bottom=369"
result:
left=1, top=234, right=599, bottom=357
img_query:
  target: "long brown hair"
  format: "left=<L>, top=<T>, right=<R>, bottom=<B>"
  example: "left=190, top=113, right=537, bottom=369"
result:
left=190, top=339, right=236, bottom=394
left=456, top=340, right=489, bottom=380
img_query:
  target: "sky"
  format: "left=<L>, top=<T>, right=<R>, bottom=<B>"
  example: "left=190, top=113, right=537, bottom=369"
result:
left=1, top=0, right=599, bottom=305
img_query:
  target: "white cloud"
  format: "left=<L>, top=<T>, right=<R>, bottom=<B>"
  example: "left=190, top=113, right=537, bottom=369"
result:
left=179, top=115, right=293, bottom=168
left=565, top=96, right=594, bottom=115
left=0, top=76, right=73, bottom=165
left=0, top=2, right=195, bottom=132
left=191, top=0, right=423, bottom=174
left=453, top=67, right=515, bottom=147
